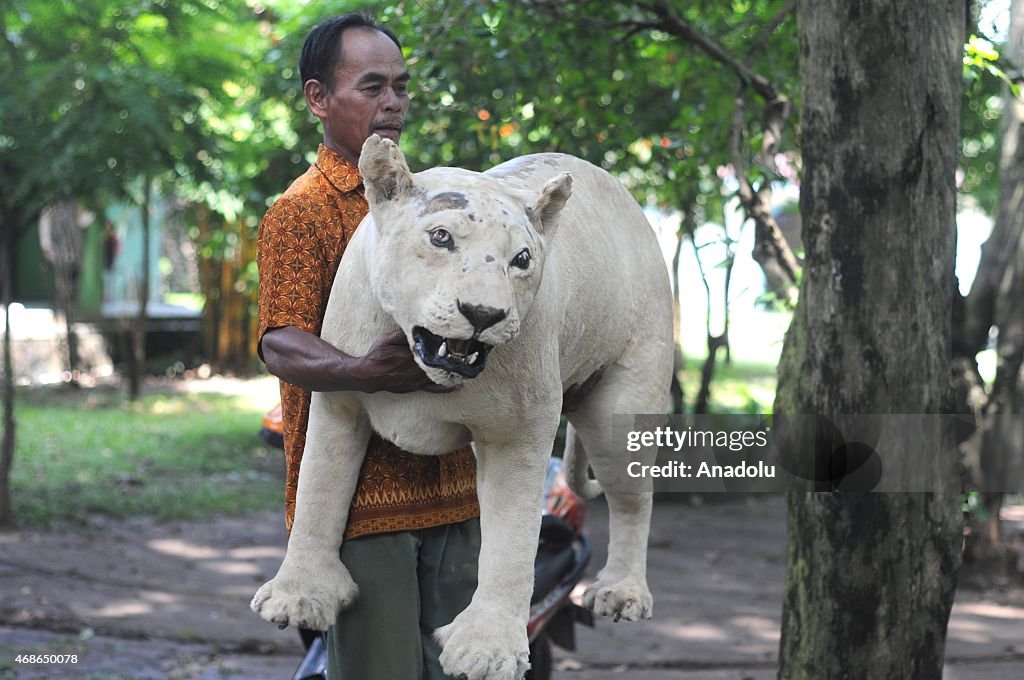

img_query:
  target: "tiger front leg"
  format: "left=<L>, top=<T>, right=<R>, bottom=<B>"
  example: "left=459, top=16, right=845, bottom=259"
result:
left=251, top=393, right=369, bottom=631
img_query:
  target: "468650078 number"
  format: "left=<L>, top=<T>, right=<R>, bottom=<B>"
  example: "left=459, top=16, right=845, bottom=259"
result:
left=15, top=654, right=79, bottom=664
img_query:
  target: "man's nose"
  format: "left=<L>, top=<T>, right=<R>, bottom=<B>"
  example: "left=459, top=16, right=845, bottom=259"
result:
left=381, top=87, right=403, bottom=111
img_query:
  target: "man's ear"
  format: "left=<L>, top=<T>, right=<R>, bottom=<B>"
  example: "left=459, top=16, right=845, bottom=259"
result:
left=529, top=172, right=572, bottom=236
left=359, top=135, right=415, bottom=204
left=303, top=79, right=329, bottom=120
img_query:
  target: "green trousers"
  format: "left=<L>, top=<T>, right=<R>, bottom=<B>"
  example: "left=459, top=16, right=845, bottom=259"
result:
left=325, top=517, right=481, bottom=680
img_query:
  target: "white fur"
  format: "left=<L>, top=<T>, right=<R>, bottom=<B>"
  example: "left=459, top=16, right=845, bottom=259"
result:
left=252, top=136, right=673, bottom=680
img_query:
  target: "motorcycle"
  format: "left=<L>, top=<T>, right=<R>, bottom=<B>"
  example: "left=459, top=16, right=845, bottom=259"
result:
left=259, top=406, right=593, bottom=680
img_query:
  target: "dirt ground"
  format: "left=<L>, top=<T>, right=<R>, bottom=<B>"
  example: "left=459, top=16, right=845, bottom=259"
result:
left=2, top=496, right=1024, bottom=680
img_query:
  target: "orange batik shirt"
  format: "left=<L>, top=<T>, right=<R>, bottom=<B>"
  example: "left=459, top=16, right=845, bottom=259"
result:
left=257, top=144, right=479, bottom=539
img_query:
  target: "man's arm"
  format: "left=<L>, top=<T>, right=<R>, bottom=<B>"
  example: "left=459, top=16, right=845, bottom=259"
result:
left=261, top=325, right=452, bottom=394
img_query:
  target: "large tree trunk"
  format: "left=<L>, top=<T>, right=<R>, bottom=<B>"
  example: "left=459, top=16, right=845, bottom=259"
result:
left=775, top=2, right=964, bottom=677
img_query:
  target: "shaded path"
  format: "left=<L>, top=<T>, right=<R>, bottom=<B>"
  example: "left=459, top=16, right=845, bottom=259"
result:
left=2, top=497, right=1023, bottom=679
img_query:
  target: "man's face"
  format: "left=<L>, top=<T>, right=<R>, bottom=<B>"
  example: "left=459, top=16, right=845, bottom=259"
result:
left=306, top=28, right=410, bottom=165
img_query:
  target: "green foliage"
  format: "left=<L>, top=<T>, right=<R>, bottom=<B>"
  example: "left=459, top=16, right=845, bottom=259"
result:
left=2, top=0, right=253, bottom=219
left=3, top=0, right=1006, bottom=228
left=683, top=356, right=777, bottom=413
left=964, top=35, right=1020, bottom=96
left=960, top=34, right=1014, bottom=216
left=12, top=386, right=280, bottom=528
left=962, top=490, right=990, bottom=521
left=383, top=0, right=800, bottom=223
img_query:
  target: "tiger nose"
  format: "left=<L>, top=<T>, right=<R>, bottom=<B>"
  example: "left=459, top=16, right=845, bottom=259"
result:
left=457, top=300, right=507, bottom=333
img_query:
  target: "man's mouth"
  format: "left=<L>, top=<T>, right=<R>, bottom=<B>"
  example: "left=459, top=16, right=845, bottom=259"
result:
left=412, top=327, right=493, bottom=379
left=373, top=121, right=404, bottom=138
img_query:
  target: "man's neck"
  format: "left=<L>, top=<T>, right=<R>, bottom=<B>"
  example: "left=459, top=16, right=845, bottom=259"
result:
left=323, top=138, right=358, bottom=166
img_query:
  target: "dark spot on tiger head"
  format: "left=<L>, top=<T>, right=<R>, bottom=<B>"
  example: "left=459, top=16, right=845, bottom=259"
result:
left=485, top=255, right=495, bottom=263
left=419, top=192, right=470, bottom=216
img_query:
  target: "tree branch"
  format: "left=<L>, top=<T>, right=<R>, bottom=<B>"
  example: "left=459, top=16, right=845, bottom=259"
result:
left=616, top=21, right=665, bottom=43
left=410, top=1, right=478, bottom=71
left=525, top=0, right=663, bottom=36
left=524, top=0, right=790, bottom=100
left=645, top=0, right=779, bottom=101
left=761, top=94, right=791, bottom=160
left=729, top=87, right=800, bottom=302
left=745, top=0, right=797, bottom=59
left=525, top=0, right=801, bottom=295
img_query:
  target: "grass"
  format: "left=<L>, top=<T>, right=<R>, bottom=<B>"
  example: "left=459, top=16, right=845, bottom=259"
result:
left=3, top=355, right=777, bottom=529
left=680, top=355, right=778, bottom=414
left=8, top=383, right=283, bottom=529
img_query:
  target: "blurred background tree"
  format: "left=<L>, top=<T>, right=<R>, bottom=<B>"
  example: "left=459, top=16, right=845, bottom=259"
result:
left=956, top=0, right=1024, bottom=582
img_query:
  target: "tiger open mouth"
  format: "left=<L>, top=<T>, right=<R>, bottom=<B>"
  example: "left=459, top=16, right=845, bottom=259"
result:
left=412, top=326, right=493, bottom=379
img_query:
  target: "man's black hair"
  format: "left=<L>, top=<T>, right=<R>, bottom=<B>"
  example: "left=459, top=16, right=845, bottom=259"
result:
left=299, top=12, right=402, bottom=89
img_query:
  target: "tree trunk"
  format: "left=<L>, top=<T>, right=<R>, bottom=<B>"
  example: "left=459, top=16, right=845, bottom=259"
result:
left=776, top=2, right=964, bottom=677
left=42, top=201, right=84, bottom=384
left=694, top=333, right=726, bottom=415
left=194, top=205, right=219, bottom=363
left=1, top=216, right=18, bottom=527
left=129, top=179, right=151, bottom=400
left=670, top=212, right=689, bottom=414
left=685, top=208, right=733, bottom=415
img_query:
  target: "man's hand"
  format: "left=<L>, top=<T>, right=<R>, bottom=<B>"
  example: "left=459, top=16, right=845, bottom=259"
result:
left=261, top=326, right=455, bottom=394
left=352, top=330, right=455, bottom=394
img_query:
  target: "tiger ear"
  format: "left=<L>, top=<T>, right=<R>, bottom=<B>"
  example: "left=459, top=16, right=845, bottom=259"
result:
left=359, top=134, right=414, bottom=205
left=529, top=172, right=572, bottom=236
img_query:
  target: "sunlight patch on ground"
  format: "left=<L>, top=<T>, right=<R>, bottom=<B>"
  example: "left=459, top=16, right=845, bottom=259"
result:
left=146, top=539, right=220, bottom=560
left=946, top=618, right=992, bottom=645
left=140, top=592, right=178, bottom=605
left=228, top=546, right=286, bottom=560
left=955, top=602, right=1024, bottom=621
left=144, top=538, right=272, bottom=577
left=84, top=600, right=157, bottom=618
left=200, top=560, right=262, bottom=577
left=649, top=620, right=728, bottom=642
left=729, top=615, right=781, bottom=642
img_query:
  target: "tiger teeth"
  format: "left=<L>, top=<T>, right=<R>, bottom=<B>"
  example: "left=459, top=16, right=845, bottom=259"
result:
left=434, top=338, right=482, bottom=366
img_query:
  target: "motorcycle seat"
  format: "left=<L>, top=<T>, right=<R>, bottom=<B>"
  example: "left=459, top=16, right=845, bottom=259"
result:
left=532, top=515, right=577, bottom=604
